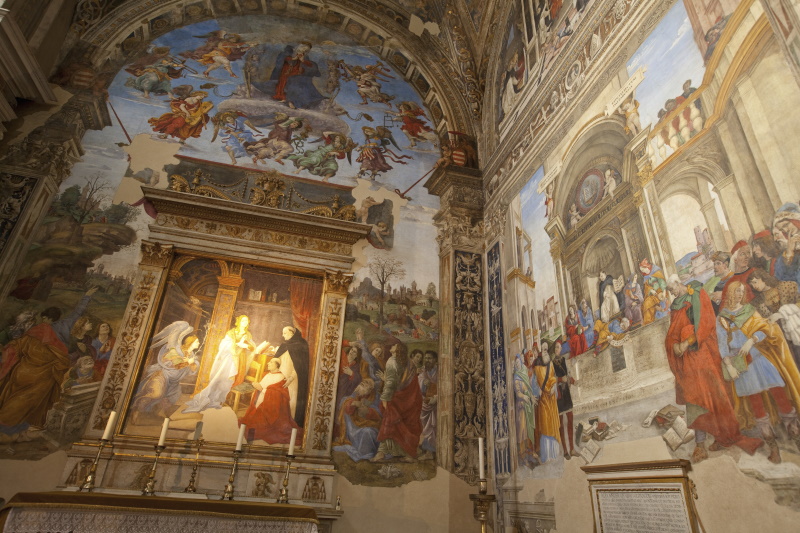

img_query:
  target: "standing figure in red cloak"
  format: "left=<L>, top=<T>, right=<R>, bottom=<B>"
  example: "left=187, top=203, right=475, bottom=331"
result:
left=371, top=342, right=423, bottom=462
left=564, top=305, right=588, bottom=356
left=665, top=275, right=762, bottom=463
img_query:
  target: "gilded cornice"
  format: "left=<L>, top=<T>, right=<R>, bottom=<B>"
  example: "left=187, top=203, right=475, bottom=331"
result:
left=143, top=187, right=371, bottom=245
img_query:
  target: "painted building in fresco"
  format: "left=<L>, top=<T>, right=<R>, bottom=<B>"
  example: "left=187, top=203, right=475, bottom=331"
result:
left=0, top=0, right=800, bottom=531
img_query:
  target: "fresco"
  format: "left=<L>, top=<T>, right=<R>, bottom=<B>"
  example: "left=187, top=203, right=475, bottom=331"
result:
left=0, top=13, right=443, bottom=471
left=498, top=0, right=597, bottom=126
left=124, top=255, right=320, bottom=448
left=498, top=1, right=527, bottom=124
left=331, top=251, right=440, bottom=486
left=501, top=0, right=800, bottom=510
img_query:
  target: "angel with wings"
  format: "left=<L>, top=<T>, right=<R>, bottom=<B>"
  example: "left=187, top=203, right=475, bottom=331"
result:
left=210, top=110, right=263, bottom=164
left=180, top=30, right=252, bottom=78
left=356, top=126, right=411, bottom=180
left=388, top=101, right=438, bottom=148
left=131, top=321, right=200, bottom=421
left=287, top=131, right=356, bottom=182
left=338, top=60, right=396, bottom=107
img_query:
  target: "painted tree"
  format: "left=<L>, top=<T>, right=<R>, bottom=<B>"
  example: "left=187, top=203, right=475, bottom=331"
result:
left=368, top=254, right=406, bottom=329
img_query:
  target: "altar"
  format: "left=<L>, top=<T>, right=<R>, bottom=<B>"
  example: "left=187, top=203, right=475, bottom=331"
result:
left=0, top=492, right=319, bottom=533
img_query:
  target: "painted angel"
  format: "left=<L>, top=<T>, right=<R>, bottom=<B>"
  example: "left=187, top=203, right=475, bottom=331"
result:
left=180, top=30, right=252, bottom=78
left=131, top=321, right=200, bottom=420
left=387, top=101, right=438, bottom=148
left=356, top=125, right=411, bottom=180
left=148, top=89, right=213, bottom=143
left=287, top=131, right=356, bottom=182
left=338, top=60, right=396, bottom=107
left=210, top=110, right=263, bottom=164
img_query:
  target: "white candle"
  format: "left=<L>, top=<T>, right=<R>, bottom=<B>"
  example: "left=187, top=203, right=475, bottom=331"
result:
left=478, top=437, right=485, bottom=479
left=192, top=421, right=203, bottom=442
left=236, top=424, right=247, bottom=451
left=102, top=410, right=117, bottom=441
left=158, top=418, right=170, bottom=447
left=288, top=428, right=297, bottom=456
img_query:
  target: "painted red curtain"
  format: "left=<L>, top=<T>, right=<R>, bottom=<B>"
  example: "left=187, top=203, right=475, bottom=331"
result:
left=290, top=276, right=322, bottom=349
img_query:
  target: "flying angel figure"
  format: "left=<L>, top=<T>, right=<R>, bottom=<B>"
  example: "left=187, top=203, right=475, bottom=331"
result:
left=210, top=110, right=263, bottom=164
left=356, top=125, right=412, bottom=180
left=287, top=131, right=357, bottom=182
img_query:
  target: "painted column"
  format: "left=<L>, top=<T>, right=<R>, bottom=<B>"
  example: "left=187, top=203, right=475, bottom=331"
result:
left=712, top=173, right=754, bottom=241
left=715, top=117, right=772, bottom=233
left=194, top=268, right=245, bottom=393
left=699, top=198, right=729, bottom=253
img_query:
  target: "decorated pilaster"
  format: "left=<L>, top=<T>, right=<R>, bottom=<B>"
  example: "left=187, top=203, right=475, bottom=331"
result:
left=89, top=241, right=174, bottom=437
left=309, top=270, right=353, bottom=452
left=425, top=164, right=485, bottom=483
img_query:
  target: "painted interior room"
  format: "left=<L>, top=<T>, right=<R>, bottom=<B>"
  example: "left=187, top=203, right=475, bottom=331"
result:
left=0, top=0, right=799, bottom=531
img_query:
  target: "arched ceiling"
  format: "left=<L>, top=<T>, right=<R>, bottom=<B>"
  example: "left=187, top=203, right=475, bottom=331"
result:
left=62, top=0, right=498, bottom=138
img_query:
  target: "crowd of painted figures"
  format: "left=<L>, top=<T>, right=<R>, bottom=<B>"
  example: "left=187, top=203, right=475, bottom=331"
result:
left=0, top=287, right=115, bottom=443
left=332, top=328, right=438, bottom=463
left=515, top=202, right=800, bottom=467
left=124, top=36, right=437, bottom=182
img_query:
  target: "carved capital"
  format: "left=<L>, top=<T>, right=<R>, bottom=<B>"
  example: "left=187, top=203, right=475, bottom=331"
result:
left=484, top=205, right=508, bottom=242
left=636, top=160, right=654, bottom=187
left=325, top=270, right=354, bottom=294
left=140, top=241, right=174, bottom=268
left=435, top=213, right=485, bottom=252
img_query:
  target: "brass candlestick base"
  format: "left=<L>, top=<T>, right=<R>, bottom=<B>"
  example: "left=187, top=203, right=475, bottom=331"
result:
left=142, top=445, right=166, bottom=496
left=78, top=438, right=110, bottom=492
left=469, top=478, right=496, bottom=533
left=276, top=454, right=295, bottom=504
left=221, top=449, right=242, bottom=501
left=184, top=439, right=204, bottom=493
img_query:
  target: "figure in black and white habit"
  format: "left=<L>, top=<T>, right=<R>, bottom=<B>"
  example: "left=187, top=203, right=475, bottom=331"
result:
left=598, top=270, right=625, bottom=323
left=274, top=326, right=310, bottom=426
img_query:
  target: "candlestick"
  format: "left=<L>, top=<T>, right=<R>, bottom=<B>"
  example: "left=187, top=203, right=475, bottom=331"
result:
left=142, top=445, right=166, bottom=496
left=478, top=438, right=485, bottom=480
left=78, top=438, right=111, bottom=492
left=102, top=411, right=118, bottom=441
left=184, top=438, right=204, bottom=493
left=235, top=424, right=246, bottom=451
left=469, top=477, right=496, bottom=533
left=221, top=449, right=242, bottom=500
left=288, top=428, right=297, bottom=456
left=158, top=418, right=170, bottom=447
left=277, top=454, right=295, bottom=504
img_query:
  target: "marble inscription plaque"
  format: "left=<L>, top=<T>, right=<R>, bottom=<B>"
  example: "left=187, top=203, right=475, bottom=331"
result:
left=595, top=486, right=691, bottom=533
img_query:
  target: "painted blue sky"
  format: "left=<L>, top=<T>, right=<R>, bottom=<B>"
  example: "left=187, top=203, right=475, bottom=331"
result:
left=105, top=17, right=439, bottom=209
left=519, top=166, right=558, bottom=310
left=626, top=1, right=705, bottom=128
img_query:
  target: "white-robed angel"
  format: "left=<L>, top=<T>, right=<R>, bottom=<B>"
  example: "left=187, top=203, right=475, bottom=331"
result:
left=132, top=321, right=200, bottom=419
left=183, top=315, right=268, bottom=413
